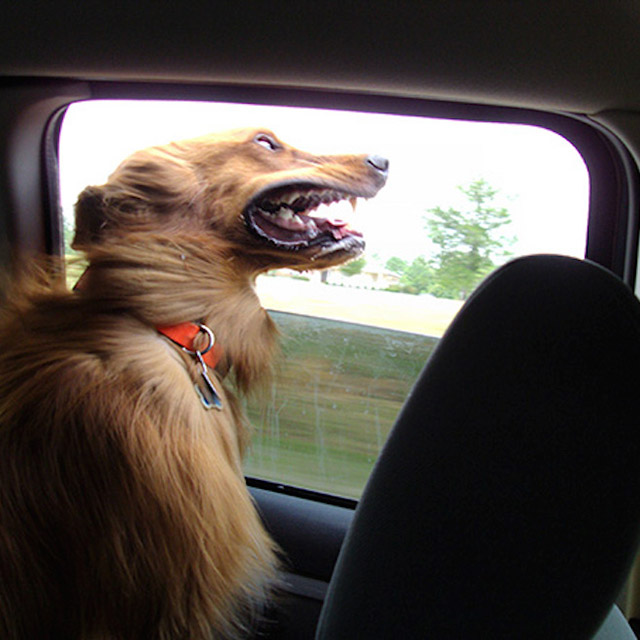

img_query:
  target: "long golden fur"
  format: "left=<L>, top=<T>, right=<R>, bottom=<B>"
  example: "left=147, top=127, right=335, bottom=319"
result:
left=0, top=128, right=387, bottom=639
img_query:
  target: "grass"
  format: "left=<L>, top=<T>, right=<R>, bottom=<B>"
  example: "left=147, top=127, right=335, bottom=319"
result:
left=243, top=311, right=439, bottom=498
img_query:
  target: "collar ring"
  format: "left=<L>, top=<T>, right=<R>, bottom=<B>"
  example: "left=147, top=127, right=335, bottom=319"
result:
left=179, top=323, right=215, bottom=357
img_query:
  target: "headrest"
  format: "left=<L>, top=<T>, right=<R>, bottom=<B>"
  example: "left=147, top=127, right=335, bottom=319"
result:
left=317, top=255, right=640, bottom=639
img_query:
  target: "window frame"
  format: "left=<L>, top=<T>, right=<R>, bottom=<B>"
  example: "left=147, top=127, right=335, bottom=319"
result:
left=46, top=82, right=640, bottom=282
left=40, top=80, right=640, bottom=504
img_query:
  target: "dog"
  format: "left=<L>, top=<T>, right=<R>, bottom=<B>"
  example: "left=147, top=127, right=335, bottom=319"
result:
left=0, top=128, right=388, bottom=639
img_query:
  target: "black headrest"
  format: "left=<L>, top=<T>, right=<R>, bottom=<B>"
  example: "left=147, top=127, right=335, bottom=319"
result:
left=317, top=255, right=640, bottom=639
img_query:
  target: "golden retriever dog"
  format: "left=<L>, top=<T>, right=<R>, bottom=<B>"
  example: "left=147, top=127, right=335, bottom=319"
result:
left=0, top=128, right=388, bottom=639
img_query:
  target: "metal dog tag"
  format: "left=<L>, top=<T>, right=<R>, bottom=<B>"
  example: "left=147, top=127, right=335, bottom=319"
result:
left=194, top=350, right=223, bottom=411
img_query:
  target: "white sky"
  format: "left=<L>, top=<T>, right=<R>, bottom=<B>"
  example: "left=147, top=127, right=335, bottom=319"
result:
left=59, top=100, right=589, bottom=266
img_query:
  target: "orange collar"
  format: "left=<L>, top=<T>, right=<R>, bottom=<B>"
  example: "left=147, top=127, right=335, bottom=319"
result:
left=157, top=322, right=223, bottom=369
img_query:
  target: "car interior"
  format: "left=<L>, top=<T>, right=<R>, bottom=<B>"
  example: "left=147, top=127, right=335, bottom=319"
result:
left=3, top=2, right=640, bottom=638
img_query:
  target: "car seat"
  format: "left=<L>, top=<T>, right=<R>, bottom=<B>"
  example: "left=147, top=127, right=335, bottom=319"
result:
left=316, top=255, right=640, bottom=639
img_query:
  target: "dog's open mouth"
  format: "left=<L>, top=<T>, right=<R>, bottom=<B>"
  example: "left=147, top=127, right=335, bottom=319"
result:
left=244, top=184, right=365, bottom=255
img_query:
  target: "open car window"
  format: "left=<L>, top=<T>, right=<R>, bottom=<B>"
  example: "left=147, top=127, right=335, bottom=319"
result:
left=59, top=100, right=589, bottom=498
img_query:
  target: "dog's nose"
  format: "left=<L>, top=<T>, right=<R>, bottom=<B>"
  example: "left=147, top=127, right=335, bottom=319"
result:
left=366, top=154, right=390, bottom=175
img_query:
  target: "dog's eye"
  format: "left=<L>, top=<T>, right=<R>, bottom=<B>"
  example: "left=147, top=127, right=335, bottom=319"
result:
left=254, top=134, right=280, bottom=152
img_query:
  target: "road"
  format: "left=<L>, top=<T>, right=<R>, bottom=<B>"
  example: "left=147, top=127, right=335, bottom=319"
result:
left=256, top=275, right=464, bottom=337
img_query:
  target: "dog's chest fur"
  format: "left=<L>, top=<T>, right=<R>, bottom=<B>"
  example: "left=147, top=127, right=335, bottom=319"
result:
left=0, top=281, right=278, bottom=639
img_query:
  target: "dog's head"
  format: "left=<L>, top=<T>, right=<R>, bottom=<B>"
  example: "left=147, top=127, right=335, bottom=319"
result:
left=74, top=128, right=388, bottom=272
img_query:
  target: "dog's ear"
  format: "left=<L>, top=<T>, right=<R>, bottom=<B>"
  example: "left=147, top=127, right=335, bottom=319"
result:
left=72, top=150, right=203, bottom=250
left=73, top=186, right=108, bottom=248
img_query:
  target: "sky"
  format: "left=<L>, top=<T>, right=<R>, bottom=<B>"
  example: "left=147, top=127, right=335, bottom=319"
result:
left=58, top=100, right=590, bottom=266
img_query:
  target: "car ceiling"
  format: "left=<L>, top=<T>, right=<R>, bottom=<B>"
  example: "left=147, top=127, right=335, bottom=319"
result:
left=2, top=1, right=640, bottom=115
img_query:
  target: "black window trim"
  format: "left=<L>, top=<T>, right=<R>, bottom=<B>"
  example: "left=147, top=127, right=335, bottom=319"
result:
left=247, top=476, right=358, bottom=510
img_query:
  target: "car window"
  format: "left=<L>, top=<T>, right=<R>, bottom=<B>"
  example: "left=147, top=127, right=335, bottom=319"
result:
left=59, top=100, right=589, bottom=497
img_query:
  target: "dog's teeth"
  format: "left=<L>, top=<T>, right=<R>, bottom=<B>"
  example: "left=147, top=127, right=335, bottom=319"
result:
left=309, top=198, right=354, bottom=224
left=259, top=189, right=359, bottom=236
left=265, top=207, right=308, bottom=231
left=280, top=191, right=303, bottom=205
left=320, top=191, right=334, bottom=205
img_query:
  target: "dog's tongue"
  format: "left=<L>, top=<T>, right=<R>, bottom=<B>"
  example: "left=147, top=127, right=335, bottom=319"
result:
left=269, top=209, right=309, bottom=231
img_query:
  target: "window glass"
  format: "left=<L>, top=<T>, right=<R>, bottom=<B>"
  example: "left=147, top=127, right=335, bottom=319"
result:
left=59, top=100, right=589, bottom=497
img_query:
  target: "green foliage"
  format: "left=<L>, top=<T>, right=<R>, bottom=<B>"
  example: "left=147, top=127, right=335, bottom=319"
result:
left=385, top=256, right=434, bottom=294
left=63, top=218, right=78, bottom=255
left=384, top=179, right=515, bottom=299
left=339, top=255, right=367, bottom=277
left=385, top=256, right=408, bottom=276
left=243, top=311, right=438, bottom=497
left=426, top=178, right=514, bottom=299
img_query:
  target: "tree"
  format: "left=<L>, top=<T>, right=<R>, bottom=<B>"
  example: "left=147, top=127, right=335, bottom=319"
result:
left=385, top=255, right=434, bottom=294
left=385, top=256, right=408, bottom=276
left=426, top=178, right=514, bottom=299
left=63, top=217, right=77, bottom=255
left=339, top=256, right=366, bottom=277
